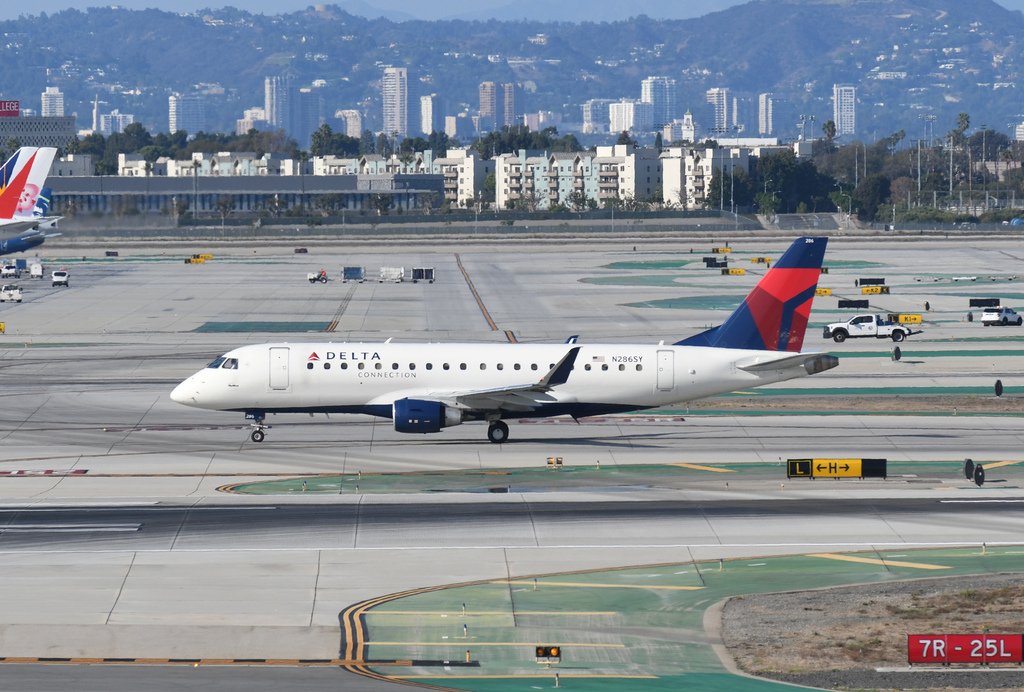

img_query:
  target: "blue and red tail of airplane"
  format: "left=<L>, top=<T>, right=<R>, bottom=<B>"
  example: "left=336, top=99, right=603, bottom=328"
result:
left=677, top=236, right=827, bottom=352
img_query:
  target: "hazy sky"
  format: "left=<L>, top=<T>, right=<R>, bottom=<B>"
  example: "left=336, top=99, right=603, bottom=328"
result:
left=3, top=0, right=1021, bottom=22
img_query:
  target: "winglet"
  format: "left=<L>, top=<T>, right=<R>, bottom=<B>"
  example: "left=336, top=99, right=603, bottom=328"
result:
left=565, top=335, right=579, bottom=344
left=538, top=347, right=580, bottom=388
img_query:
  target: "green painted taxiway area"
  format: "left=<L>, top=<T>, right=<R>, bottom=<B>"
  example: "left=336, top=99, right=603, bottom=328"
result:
left=351, top=546, right=1024, bottom=691
left=224, top=459, right=1019, bottom=496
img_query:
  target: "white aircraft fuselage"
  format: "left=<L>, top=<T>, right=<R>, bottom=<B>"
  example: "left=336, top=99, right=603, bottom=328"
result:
left=172, top=341, right=833, bottom=419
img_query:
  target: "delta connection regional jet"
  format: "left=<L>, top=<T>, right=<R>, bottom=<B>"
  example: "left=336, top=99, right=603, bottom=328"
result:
left=171, top=236, right=837, bottom=443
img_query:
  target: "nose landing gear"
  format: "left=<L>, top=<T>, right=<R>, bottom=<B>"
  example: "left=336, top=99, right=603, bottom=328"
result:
left=245, top=411, right=269, bottom=443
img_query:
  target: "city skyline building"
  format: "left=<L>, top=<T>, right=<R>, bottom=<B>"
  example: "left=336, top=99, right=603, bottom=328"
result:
left=420, top=93, right=441, bottom=135
left=705, top=87, right=731, bottom=135
left=640, top=76, right=677, bottom=129
left=832, top=84, right=856, bottom=137
left=41, top=86, right=64, bottom=117
left=168, top=93, right=206, bottom=135
left=336, top=109, right=363, bottom=138
left=382, top=66, right=409, bottom=138
left=501, top=82, right=520, bottom=127
left=609, top=99, right=653, bottom=134
left=99, top=109, right=134, bottom=135
left=758, top=92, right=773, bottom=136
left=264, top=75, right=292, bottom=131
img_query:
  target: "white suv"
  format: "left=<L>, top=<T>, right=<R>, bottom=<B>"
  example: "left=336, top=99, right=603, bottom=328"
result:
left=51, top=270, right=69, bottom=287
left=981, top=306, right=1022, bottom=326
left=1, top=264, right=20, bottom=279
left=0, top=284, right=22, bottom=302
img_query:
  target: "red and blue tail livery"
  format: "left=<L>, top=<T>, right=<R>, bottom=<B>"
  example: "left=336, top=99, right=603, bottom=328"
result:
left=677, top=237, right=827, bottom=352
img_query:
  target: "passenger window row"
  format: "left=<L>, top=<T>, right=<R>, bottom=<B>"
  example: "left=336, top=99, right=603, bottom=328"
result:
left=305, top=361, right=643, bottom=372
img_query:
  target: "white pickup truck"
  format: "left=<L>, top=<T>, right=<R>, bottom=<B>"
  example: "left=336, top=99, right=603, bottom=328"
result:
left=823, top=314, right=917, bottom=343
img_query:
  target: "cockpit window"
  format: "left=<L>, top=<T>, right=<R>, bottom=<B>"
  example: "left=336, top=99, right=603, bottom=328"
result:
left=207, top=356, right=226, bottom=369
left=222, top=358, right=239, bottom=369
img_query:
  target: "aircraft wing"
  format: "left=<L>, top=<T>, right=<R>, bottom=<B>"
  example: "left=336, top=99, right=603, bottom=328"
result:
left=424, top=346, right=580, bottom=412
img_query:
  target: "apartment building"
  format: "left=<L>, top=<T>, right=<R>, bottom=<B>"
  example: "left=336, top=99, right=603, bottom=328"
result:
left=495, top=144, right=661, bottom=210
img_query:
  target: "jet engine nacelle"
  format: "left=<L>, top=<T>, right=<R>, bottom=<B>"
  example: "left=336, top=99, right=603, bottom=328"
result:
left=393, top=398, right=464, bottom=434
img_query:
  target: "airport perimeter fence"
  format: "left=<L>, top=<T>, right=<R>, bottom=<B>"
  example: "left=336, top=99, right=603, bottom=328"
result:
left=60, top=211, right=764, bottom=239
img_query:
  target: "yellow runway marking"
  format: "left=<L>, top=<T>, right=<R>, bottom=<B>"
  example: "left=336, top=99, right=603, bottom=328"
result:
left=673, top=463, right=735, bottom=473
left=497, top=580, right=703, bottom=591
left=368, top=642, right=626, bottom=648
left=808, top=553, right=950, bottom=570
left=980, top=460, right=1024, bottom=470
left=370, top=611, right=616, bottom=616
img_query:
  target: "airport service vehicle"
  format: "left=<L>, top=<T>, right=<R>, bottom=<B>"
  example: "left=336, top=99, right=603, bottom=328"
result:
left=1, top=264, right=19, bottom=278
left=342, top=266, right=365, bottom=283
left=823, top=314, right=915, bottom=343
left=0, top=284, right=22, bottom=302
left=981, top=306, right=1023, bottom=326
left=51, top=270, right=68, bottom=287
left=172, top=237, right=838, bottom=444
left=29, top=263, right=42, bottom=279
left=379, top=266, right=404, bottom=283
left=307, top=269, right=328, bottom=284
left=412, top=267, right=435, bottom=283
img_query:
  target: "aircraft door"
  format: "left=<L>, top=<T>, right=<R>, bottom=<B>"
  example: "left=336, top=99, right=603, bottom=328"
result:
left=656, top=349, right=674, bottom=391
left=269, top=347, right=290, bottom=390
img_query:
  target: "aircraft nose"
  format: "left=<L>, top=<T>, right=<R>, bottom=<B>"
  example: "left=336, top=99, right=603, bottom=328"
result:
left=170, top=377, right=197, bottom=405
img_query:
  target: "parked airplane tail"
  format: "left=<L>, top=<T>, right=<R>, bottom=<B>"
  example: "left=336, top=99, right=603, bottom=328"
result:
left=0, top=147, right=56, bottom=220
left=32, top=187, right=52, bottom=217
left=676, top=236, right=828, bottom=352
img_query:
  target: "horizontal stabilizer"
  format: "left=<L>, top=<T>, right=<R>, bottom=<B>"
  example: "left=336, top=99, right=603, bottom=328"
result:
left=736, top=352, right=838, bottom=375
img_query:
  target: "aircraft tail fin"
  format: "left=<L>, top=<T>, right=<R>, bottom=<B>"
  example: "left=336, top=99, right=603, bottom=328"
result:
left=676, top=236, right=827, bottom=352
left=0, top=147, right=55, bottom=220
left=32, top=187, right=53, bottom=217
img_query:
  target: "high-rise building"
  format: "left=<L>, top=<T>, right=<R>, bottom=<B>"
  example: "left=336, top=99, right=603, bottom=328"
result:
left=168, top=94, right=206, bottom=135
left=382, top=67, right=408, bottom=138
left=501, top=83, right=520, bottom=128
left=293, top=87, right=324, bottom=147
left=832, top=84, right=856, bottom=137
left=582, top=99, right=614, bottom=134
left=420, top=94, right=441, bottom=135
left=99, top=109, right=134, bottom=135
left=264, top=75, right=292, bottom=131
left=41, top=87, right=64, bottom=117
left=758, top=93, right=773, bottom=136
left=609, top=100, right=653, bottom=134
left=641, top=76, right=677, bottom=129
left=336, top=109, right=363, bottom=138
left=705, top=87, right=731, bottom=135
left=236, top=107, right=268, bottom=136
left=478, top=81, right=501, bottom=132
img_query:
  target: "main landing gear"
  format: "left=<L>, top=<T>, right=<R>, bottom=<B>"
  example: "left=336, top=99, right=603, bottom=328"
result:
left=487, top=421, right=509, bottom=444
left=247, top=412, right=270, bottom=443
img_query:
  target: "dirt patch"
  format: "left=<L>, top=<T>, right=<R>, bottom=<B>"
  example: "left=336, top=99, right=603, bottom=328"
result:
left=722, top=573, right=1024, bottom=690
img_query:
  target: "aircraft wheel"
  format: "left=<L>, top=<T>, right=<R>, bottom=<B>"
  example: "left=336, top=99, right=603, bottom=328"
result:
left=487, top=421, right=509, bottom=444
left=251, top=429, right=265, bottom=443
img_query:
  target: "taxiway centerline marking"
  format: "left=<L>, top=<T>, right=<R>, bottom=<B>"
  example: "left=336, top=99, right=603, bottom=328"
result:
left=496, top=580, right=703, bottom=591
